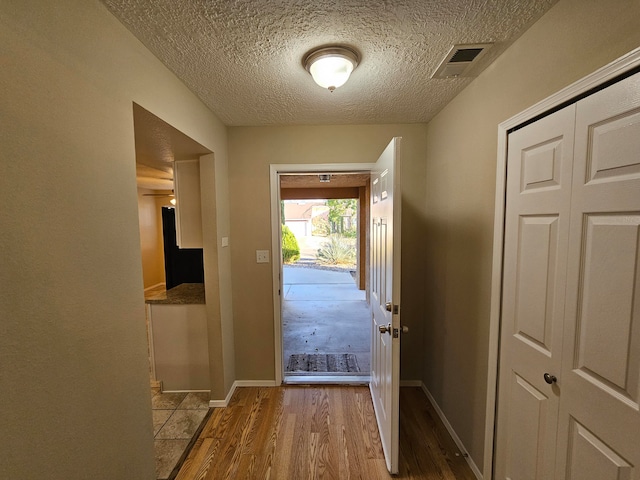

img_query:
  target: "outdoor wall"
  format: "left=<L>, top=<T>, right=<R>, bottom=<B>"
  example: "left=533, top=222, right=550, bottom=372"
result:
left=422, top=0, right=640, bottom=473
left=0, top=1, right=230, bottom=478
left=228, top=124, right=427, bottom=381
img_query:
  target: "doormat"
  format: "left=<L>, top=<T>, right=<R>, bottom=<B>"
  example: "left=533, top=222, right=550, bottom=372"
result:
left=286, top=354, right=360, bottom=373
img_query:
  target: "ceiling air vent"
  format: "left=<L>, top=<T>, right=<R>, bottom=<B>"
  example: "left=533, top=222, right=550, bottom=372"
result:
left=431, top=43, right=493, bottom=79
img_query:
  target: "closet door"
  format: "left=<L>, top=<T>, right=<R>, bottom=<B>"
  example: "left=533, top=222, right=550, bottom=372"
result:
left=555, top=72, right=640, bottom=480
left=494, top=105, right=576, bottom=479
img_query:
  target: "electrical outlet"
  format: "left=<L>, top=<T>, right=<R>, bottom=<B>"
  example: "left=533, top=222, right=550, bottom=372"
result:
left=256, top=250, right=270, bottom=263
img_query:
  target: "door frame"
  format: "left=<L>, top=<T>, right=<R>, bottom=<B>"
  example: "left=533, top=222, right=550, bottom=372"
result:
left=484, top=47, right=640, bottom=479
left=269, top=162, right=375, bottom=385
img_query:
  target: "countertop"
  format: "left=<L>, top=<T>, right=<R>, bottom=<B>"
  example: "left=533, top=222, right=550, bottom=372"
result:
left=145, top=283, right=205, bottom=305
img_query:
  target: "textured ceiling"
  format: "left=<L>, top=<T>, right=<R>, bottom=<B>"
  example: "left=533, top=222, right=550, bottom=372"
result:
left=133, top=103, right=211, bottom=189
left=102, top=0, right=557, bottom=126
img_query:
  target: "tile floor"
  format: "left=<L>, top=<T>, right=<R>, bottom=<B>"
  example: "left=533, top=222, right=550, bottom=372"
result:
left=152, top=391, right=211, bottom=480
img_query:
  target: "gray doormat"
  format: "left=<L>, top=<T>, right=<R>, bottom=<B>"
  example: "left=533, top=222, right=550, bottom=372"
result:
left=286, top=353, right=360, bottom=373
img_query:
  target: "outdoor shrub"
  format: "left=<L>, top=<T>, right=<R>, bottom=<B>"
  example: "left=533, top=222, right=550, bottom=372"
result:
left=312, top=215, right=330, bottom=236
left=317, top=234, right=356, bottom=265
left=281, top=225, right=300, bottom=263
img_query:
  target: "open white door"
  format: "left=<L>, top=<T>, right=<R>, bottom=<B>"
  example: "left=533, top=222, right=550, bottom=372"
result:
left=369, top=137, right=402, bottom=474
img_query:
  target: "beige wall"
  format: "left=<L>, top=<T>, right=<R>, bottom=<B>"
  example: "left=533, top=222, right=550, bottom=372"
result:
left=422, top=0, right=640, bottom=472
left=0, top=1, right=230, bottom=478
left=137, top=189, right=171, bottom=289
left=200, top=154, right=236, bottom=397
left=4, top=0, right=638, bottom=477
left=228, top=124, right=428, bottom=381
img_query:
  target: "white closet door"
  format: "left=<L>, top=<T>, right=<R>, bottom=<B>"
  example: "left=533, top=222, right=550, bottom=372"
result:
left=494, top=105, right=576, bottom=480
left=555, top=72, right=640, bottom=480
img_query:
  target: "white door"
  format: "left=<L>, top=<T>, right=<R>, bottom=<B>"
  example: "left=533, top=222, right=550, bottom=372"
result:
left=495, top=72, right=640, bottom=479
left=369, top=137, right=401, bottom=474
left=494, top=105, right=576, bottom=479
left=553, top=72, right=640, bottom=479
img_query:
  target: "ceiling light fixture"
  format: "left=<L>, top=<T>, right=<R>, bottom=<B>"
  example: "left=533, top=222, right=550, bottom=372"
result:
left=304, top=46, right=360, bottom=92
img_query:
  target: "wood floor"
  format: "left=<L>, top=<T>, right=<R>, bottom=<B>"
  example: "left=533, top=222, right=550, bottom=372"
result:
left=176, top=386, right=476, bottom=479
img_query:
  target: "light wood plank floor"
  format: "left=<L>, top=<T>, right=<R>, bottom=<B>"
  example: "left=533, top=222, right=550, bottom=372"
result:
left=176, top=386, right=476, bottom=479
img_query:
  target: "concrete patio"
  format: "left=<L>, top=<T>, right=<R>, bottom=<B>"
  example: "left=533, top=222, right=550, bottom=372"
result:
left=282, top=265, right=371, bottom=377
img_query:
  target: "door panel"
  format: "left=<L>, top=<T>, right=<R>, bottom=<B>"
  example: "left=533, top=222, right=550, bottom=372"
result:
left=495, top=105, right=576, bottom=480
left=505, top=373, right=552, bottom=478
left=575, top=214, right=640, bottom=397
left=565, top=419, right=632, bottom=480
left=555, top=73, right=640, bottom=478
left=369, top=138, right=401, bottom=474
left=514, top=215, right=560, bottom=354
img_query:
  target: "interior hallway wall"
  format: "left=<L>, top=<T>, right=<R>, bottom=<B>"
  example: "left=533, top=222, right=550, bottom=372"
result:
left=422, top=0, right=640, bottom=472
left=0, top=0, right=231, bottom=478
left=228, top=124, right=427, bottom=382
left=137, top=188, right=169, bottom=289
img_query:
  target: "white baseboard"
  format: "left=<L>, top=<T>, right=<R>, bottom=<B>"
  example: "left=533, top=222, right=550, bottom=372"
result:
left=209, top=380, right=278, bottom=408
left=234, top=380, right=278, bottom=387
left=418, top=383, right=483, bottom=480
left=162, top=389, right=210, bottom=394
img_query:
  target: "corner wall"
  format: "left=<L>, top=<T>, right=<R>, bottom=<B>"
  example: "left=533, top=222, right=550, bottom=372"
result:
left=137, top=189, right=170, bottom=289
left=0, top=1, right=229, bottom=478
left=422, top=0, right=640, bottom=472
left=228, top=124, right=427, bottom=381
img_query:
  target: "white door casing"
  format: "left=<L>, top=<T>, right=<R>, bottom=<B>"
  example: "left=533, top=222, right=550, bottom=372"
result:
left=269, top=162, right=375, bottom=386
left=369, top=137, right=402, bottom=474
left=495, top=72, right=640, bottom=479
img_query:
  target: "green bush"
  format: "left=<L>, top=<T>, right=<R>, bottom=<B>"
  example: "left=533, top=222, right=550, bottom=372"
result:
left=281, top=225, right=300, bottom=263
left=317, top=234, right=356, bottom=265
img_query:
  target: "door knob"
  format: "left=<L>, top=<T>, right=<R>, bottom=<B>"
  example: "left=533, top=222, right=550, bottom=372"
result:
left=543, top=373, right=557, bottom=384
left=401, top=325, right=409, bottom=334
left=379, top=324, right=391, bottom=334
left=385, top=302, right=392, bottom=312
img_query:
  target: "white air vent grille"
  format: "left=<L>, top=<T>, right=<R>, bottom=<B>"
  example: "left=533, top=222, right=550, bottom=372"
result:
left=432, top=43, right=493, bottom=79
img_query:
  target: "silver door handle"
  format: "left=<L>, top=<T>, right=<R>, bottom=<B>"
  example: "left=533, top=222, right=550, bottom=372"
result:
left=379, top=324, right=391, bottom=334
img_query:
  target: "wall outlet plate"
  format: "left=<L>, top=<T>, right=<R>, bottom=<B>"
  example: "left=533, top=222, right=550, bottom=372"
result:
left=256, top=250, right=270, bottom=263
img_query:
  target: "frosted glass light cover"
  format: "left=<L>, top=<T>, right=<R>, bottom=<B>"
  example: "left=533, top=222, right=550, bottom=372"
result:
left=309, top=56, right=355, bottom=90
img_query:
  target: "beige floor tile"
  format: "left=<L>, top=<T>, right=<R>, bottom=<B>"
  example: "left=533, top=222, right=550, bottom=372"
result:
left=154, top=439, right=190, bottom=480
left=152, top=392, right=187, bottom=410
left=155, top=409, right=208, bottom=440
left=178, top=392, right=210, bottom=409
left=152, top=410, right=173, bottom=437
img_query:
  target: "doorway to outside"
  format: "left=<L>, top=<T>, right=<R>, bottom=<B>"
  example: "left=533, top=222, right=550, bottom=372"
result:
left=275, top=171, right=372, bottom=384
